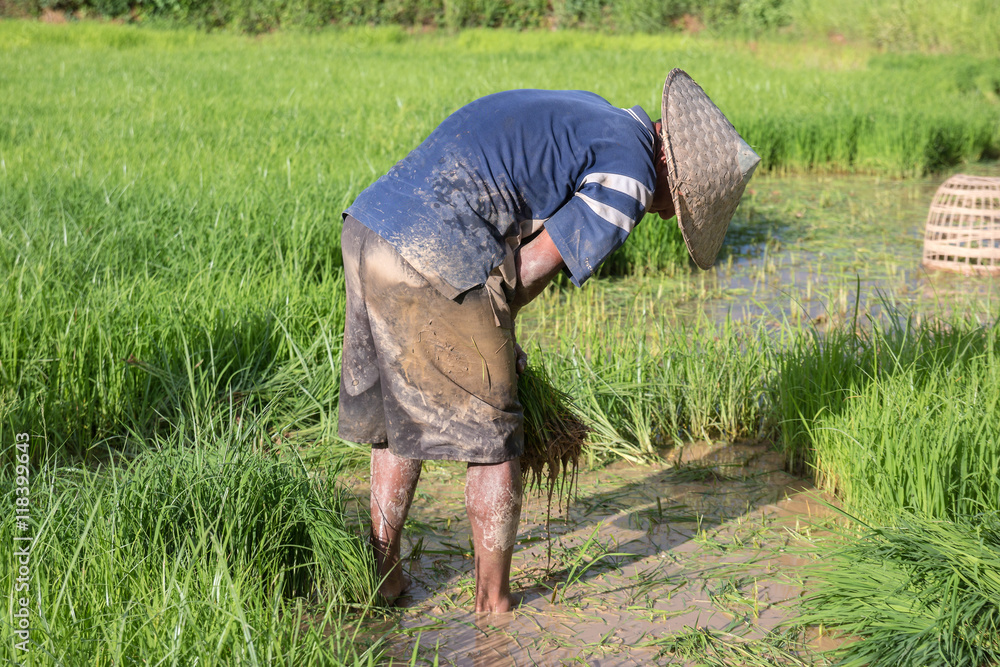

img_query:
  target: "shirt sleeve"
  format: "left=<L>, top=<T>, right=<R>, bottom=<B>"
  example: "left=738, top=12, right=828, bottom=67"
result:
left=545, top=171, right=654, bottom=287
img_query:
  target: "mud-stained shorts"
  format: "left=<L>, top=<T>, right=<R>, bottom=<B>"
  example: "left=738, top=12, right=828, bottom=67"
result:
left=338, top=215, right=524, bottom=464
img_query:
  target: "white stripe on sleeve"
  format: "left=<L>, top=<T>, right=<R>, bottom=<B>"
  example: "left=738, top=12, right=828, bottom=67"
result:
left=579, top=172, right=653, bottom=210
left=575, top=193, right=638, bottom=233
left=622, top=107, right=656, bottom=144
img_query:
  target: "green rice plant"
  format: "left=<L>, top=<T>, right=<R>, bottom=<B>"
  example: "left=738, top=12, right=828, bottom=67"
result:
left=647, top=627, right=822, bottom=666
left=546, top=525, right=638, bottom=602
left=806, top=334, right=1000, bottom=521
left=772, top=295, right=1000, bottom=496
left=798, top=512, right=1000, bottom=667
left=0, top=163, right=349, bottom=459
left=518, top=362, right=587, bottom=505
left=526, top=296, right=774, bottom=465
left=777, top=307, right=1000, bottom=667
left=0, top=430, right=385, bottom=665
left=115, top=436, right=378, bottom=601
left=769, top=321, right=863, bottom=472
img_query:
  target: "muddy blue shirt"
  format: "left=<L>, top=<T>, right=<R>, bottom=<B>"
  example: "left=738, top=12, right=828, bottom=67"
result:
left=345, top=89, right=657, bottom=297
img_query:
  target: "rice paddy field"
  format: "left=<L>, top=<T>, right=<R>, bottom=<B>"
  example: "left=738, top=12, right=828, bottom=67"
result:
left=2, top=18, right=1000, bottom=666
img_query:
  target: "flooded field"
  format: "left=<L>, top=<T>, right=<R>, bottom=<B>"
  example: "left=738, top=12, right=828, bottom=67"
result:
left=524, top=162, right=1000, bottom=339
left=372, top=164, right=1000, bottom=665
left=710, top=164, right=1000, bottom=325
left=351, top=442, right=837, bottom=665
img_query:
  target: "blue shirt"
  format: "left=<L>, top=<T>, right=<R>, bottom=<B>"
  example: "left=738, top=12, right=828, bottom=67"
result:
left=345, top=89, right=657, bottom=297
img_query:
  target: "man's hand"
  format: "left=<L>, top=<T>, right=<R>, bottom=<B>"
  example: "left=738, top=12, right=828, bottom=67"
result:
left=514, top=342, right=527, bottom=375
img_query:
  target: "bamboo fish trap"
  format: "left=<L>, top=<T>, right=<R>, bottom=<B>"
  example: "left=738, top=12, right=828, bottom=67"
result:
left=922, top=175, right=1000, bottom=275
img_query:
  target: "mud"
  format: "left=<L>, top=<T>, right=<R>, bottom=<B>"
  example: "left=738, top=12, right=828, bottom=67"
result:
left=465, top=462, right=522, bottom=554
left=350, top=440, right=841, bottom=665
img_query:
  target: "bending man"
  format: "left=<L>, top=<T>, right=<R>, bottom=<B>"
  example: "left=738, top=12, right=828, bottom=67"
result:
left=338, top=69, right=760, bottom=612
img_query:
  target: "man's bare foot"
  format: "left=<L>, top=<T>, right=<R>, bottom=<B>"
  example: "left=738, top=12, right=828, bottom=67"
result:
left=378, top=573, right=412, bottom=605
left=475, top=591, right=520, bottom=614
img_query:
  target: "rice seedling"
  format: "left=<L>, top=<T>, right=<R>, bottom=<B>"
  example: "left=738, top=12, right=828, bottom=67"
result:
left=0, top=429, right=386, bottom=665
left=545, top=526, right=639, bottom=603
left=523, top=303, right=775, bottom=467
left=798, top=512, right=1000, bottom=667
left=647, top=627, right=824, bottom=666
left=808, top=345, right=1000, bottom=521
left=772, top=294, right=1000, bottom=507
left=517, top=363, right=587, bottom=506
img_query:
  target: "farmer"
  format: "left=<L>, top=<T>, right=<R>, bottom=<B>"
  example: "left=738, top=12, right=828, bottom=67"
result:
left=339, top=69, right=759, bottom=612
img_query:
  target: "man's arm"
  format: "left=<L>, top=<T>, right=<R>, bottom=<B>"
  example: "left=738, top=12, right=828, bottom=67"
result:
left=510, top=228, right=565, bottom=320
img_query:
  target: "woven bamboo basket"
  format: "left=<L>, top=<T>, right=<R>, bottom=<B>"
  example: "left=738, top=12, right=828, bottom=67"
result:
left=922, top=174, right=1000, bottom=275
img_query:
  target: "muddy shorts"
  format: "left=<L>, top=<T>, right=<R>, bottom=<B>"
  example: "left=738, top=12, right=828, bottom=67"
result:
left=338, top=215, right=524, bottom=464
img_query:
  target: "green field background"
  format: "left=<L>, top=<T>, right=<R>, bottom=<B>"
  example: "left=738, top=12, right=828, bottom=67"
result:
left=3, top=23, right=999, bottom=458
left=2, top=20, right=1000, bottom=666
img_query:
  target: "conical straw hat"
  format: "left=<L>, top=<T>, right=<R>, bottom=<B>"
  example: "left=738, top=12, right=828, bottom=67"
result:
left=661, top=69, right=760, bottom=269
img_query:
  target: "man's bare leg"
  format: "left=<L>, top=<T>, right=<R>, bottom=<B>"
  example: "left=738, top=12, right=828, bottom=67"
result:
left=370, top=446, right=422, bottom=603
left=466, top=458, right=523, bottom=613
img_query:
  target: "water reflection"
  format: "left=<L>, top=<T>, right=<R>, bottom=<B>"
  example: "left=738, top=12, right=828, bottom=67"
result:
left=523, top=162, right=1000, bottom=342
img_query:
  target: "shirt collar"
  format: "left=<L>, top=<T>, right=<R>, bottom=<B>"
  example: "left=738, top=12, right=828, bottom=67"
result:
left=622, top=105, right=656, bottom=146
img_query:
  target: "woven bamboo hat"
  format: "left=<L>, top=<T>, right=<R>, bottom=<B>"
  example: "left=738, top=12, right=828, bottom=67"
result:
left=661, top=68, right=760, bottom=269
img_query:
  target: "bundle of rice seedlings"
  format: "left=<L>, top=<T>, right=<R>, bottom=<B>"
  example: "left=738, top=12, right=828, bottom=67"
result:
left=517, top=363, right=588, bottom=511
left=798, top=511, right=1000, bottom=667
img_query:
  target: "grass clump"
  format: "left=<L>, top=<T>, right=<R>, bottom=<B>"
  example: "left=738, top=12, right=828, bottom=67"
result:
left=799, top=512, right=1000, bottom=667
left=530, top=306, right=772, bottom=464
left=598, top=212, right=690, bottom=279
left=773, top=303, right=1000, bottom=506
left=0, top=433, right=384, bottom=665
left=771, top=304, right=1000, bottom=665
left=115, top=439, right=377, bottom=602
left=808, top=342, right=1000, bottom=520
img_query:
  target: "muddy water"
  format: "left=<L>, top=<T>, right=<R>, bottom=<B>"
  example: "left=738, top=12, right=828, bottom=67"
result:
left=523, top=162, right=1000, bottom=338
left=352, top=441, right=840, bottom=665
left=704, top=164, right=1000, bottom=326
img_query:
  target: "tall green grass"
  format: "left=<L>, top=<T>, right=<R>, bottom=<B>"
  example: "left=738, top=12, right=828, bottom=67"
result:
left=773, top=300, right=1000, bottom=516
left=770, top=302, right=1000, bottom=665
left=3, top=22, right=998, bottom=460
left=598, top=213, right=690, bottom=279
left=524, top=290, right=775, bottom=464
left=808, top=337, right=999, bottom=520
left=0, top=430, right=385, bottom=665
